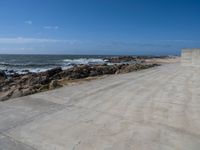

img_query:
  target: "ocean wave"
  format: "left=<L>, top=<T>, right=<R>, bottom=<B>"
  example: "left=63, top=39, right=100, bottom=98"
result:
left=0, top=57, right=107, bottom=75
left=0, top=62, right=60, bottom=68
left=63, top=58, right=106, bottom=65
left=4, top=68, right=50, bottom=76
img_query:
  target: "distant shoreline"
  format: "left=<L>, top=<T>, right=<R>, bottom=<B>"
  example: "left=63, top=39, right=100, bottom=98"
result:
left=0, top=53, right=180, bottom=56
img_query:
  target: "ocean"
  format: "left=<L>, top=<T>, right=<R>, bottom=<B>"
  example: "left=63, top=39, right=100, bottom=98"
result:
left=0, top=54, right=112, bottom=75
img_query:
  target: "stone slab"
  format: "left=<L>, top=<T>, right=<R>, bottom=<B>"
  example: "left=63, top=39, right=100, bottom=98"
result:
left=0, top=97, right=63, bottom=132
left=0, top=134, right=35, bottom=150
left=181, top=48, right=200, bottom=67
left=6, top=106, right=200, bottom=150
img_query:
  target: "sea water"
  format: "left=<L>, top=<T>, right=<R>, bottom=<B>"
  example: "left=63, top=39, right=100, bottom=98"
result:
left=0, top=54, right=111, bottom=75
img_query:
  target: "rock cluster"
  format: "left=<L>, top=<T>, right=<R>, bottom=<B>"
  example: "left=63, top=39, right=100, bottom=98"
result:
left=0, top=63, right=159, bottom=101
left=104, top=56, right=169, bottom=63
left=0, top=70, right=7, bottom=81
left=104, top=56, right=137, bottom=63
left=0, top=67, right=63, bottom=101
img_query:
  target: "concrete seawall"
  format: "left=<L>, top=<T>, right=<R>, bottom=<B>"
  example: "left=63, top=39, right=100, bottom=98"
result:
left=181, top=48, right=200, bottom=67
left=0, top=62, right=200, bottom=150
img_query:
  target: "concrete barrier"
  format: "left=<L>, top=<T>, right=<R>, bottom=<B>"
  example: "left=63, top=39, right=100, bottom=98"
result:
left=181, top=48, right=200, bottom=67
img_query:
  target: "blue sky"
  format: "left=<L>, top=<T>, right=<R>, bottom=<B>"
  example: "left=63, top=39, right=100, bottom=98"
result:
left=0, top=0, right=200, bottom=55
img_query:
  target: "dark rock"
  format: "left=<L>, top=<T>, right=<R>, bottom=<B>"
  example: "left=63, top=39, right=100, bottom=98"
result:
left=10, top=73, right=21, bottom=78
left=39, top=84, right=49, bottom=92
left=0, top=90, right=13, bottom=101
left=116, top=63, right=160, bottom=74
left=0, top=70, right=7, bottom=80
left=31, top=84, right=42, bottom=90
left=49, top=80, right=62, bottom=90
left=68, top=65, right=90, bottom=79
left=89, top=70, right=98, bottom=76
left=39, top=76, right=49, bottom=85
left=42, top=67, right=62, bottom=78
left=21, top=69, right=30, bottom=73
left=22, top=88, right=34, bottom=96
left=28, top=76, right=41, bottom=85
left=8, top=70, right=15, bottom=73
left=11, top=88, right=23, bottom=98
left=104, top=56, right=137, bottom=63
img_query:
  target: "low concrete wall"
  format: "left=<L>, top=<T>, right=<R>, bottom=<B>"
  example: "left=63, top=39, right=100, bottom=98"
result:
left=181, top=48, right=200, bottom=67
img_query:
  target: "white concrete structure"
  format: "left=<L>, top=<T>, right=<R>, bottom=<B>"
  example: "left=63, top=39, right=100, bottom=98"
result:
left=0, top=63, right=200, bottom=150
left=181, top=48, right=200, bottom=67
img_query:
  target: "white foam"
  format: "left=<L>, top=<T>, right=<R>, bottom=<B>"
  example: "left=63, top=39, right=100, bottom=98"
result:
left=63, top=58, right=106, bottom=65
left=3, top=58, right=107, bottom=75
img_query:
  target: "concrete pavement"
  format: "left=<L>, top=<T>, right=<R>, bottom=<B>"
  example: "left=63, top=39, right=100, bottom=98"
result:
left=0, top=62, right=200, bottom=150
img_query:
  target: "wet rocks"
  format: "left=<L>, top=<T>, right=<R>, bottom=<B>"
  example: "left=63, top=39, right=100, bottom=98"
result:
left=51, top=63, right=159, bottom=80
left=116, top=63, right=159, bottom=74
left=104, top=56, right=137, bottom=63
left=22, top=88, right=34, bottom=96
left=0, top=63, right=159, bottom=101
left=67, top=65, right=91, bottom=79
left=41, top=67, right=62, bottom=78
left=49, top=80, right=62, bottom=90
left=0, top=70, right=7, bottom=81
left=104, top=56, right=170, bottom=63
left=62, top=64, right=118, bottom=79
left=0, top=67, right=63, bottom=101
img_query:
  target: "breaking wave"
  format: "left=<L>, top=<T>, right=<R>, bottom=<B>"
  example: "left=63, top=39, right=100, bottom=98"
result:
left=63, top=58, right=106, bottom=65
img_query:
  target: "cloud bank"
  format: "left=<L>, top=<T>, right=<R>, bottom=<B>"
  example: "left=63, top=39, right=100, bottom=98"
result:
left=44, top=26, right=59, bottom=30
left=0, top=38, right=200, bottom=55
left=0, top=37, right=75, bottom=44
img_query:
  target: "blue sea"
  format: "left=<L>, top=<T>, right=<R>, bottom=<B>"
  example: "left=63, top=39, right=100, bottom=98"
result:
left=0, top=54, right=113, bottom=75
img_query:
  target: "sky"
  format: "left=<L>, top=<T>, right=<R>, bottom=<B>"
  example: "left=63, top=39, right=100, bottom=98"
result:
left=0, top=0, right=200, bottom=55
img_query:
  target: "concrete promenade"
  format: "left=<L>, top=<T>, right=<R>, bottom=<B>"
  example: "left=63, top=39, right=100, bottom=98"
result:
left=0, top=62, right=200, bottom=150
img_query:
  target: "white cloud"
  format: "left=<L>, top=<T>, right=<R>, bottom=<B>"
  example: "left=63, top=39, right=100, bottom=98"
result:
left=0, top=37, right=69, bottom=44
left=24, top=20, right=32, bottom=25
left=44, top=26, right=59, bottom=30
left=153, top=40, right=200, bottom=43
left=0, top=47, right=34, bottom=51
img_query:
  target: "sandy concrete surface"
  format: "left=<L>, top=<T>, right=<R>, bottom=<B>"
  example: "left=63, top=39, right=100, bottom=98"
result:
left=145, top=56, right=180, bottom=64
left=181, top=49, right=200, bottom=67
left=0, top=62, right=200, bottom=150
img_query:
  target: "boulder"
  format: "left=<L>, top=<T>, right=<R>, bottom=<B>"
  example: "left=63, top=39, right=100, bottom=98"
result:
left=68, top=65, right=90, bottom=79
left=42, top=67, right=62, bottom=78
left=49, top=80, right=62, bottom=90
left=28, top=76, right=41, bottom=85
left=104, top=56, right=137, bottom=63
left=89, top=70, right=98, bottom=76
left=0, top=70, right=7, bottom=80
left=38, top=84, right=49, bottom=92
left=0, top=90, right=13, bottom=101
left=11, top=88, right=23, bottom=98
left=22, top=88, right=34, bottom=96
left=39, top=76, right=49, bottom=85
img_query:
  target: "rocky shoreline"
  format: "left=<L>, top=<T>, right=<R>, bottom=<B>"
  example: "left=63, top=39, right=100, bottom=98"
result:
left=0, top=61, right=160, bottom=101
left=103, top=55, right=169, bottom=63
